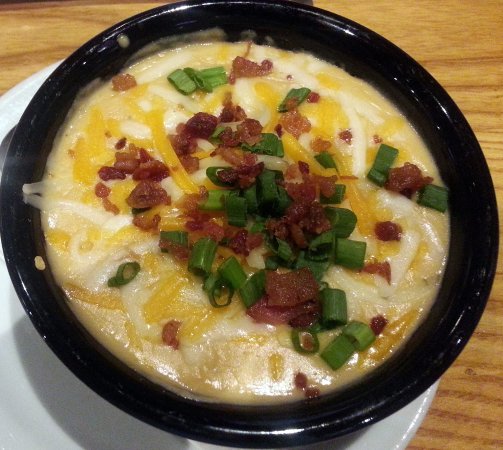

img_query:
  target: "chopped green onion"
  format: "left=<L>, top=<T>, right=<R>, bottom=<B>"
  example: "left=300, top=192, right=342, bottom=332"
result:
left=417, top=184, right=448, bottom=212
left=320, top=333, right=356, bottom=370
left=275, top=185, right=292, bottom=216
left=324, top=207, right=357, bottom=238
left=131, top=207, right=150, bottom=215
left=107, top=262, right=140, bottom=287
left=320, top=288, right=347, bottom=328
left=203, top=272, right=234, bottom=308
left=159, top=230, right=188, bottom=253
left=239, top=270, right=266, bottom=308
left=265, top=256, right=280, bottom=270
left=291, top=328, right=320, bottom=354
left=209, top=125, right=226, bottom=144
left=188, top=237, right=218, bottom=277
left=320, top=184, right=346, bottom=204
left=278, top=87, right=311, bottom=112
left=367, top=143, right=399, bottom=186
left=257, top=169, right=279, bottom=212
left=243, top=184, right=259, bottom=214
left=218, top=256, right=247, bottom=290
left=267, top=237, right=294, bottom=262
left=167, top=69, right=197, bottom=95
left=196, top=66, right=228, bottom=92
left=315, top=151, right=337, bottom=169
left=199, top=189, right=235, bottom=211
left=241, top=133, right=284, bottom=157
left=334, top=238, right=366, bottom=269
left=206, top=166, right=236, bottom=187
left=342, top=321, right=376, bottom=350
left=308, top=230, right=335, bottom=261
left=249, top=217, right=265, bottom=233
left=294, top=251, right=330, bottom=282
left=226, top=195, right=247, bottom=227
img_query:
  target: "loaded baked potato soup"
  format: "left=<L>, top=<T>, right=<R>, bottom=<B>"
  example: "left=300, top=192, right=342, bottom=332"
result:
left=25, top=32, right=449, bottom=403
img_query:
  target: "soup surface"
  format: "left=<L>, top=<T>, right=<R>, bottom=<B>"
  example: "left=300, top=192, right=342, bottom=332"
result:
left=27, top=33, right=449, bottom=403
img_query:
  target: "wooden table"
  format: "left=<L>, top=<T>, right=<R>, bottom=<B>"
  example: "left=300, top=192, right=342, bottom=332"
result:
left=1, top=1, right=502, bottom=448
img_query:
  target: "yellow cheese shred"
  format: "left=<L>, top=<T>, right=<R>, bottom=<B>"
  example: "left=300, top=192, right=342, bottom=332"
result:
left=146, top=110, right=199, bottom=194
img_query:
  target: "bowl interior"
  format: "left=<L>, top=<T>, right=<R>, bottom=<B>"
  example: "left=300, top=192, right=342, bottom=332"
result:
left=0, top=1, right=498, bottom=447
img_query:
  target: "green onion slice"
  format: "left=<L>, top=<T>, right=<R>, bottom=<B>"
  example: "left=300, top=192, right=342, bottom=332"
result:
left=308, top=230, right=335, bottom=261
left=417, top=184, right=448, bottom=212
left=243, top=184, right=259, bottom=215
left=226, top=195, right=247, bottom=227
left=294, top=251, right=330, bottom=282
left=267, top=236, right=294, bottom=262
left=167, top=69, right=197, bottom=95
left=188, top=237, right=218, bottom=277
left=199, top=189, right=237, bottom=211
left=209, top=125, right=226, bottom=144
left=315, top=151, right=337, bottom=170
left=320, top=288, right=347, bottom=328
left=278, top=87, right=311, bottom=112
left=320, top=184, right=346, bottom=204
left=342, top=321, right=376, bottom=350
left=334, top=238, right=367, bottom=269
left=203, top=272, right=234, bottom=308
left=257, top=169, right=279, bottom=212
left=159, top=230, right=188, bottom=253
left=320, top=333, right=356, bottom=370
left=291, top=328, right=320, bottom=354
left=367, top=143, right=399, bottom=186
left=239, top=270, right=266, bottom=308
left=107, top=262, right=140, bottom=287
left=206, top=166, right=236, bottom=187
left=218, top=256, right=247, bottom=290
left=241, top=133, right=284, bottom=157
left=324, top=207, right=357, bottom=238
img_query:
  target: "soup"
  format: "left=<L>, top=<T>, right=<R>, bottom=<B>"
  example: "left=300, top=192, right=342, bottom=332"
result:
left=25, top=32, right=449, bottom=403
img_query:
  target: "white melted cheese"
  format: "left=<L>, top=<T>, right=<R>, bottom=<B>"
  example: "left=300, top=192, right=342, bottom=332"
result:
left=34, top=36, right=449, bottom=404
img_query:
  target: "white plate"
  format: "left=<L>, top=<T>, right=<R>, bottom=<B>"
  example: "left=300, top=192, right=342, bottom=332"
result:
left=0, top=65, right=437, bottom=450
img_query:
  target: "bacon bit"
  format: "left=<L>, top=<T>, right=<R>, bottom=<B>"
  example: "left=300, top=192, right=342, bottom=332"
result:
left=178, top=154, right=200, bottom=174
left=176, top=187, right=208, bottom=214
left=215, top=146, right=258, bottom=168
left=310, top=137, right=331, bottom=153
left=385, top=162, right=433, bottom=198
left=111, top=73, right=137, bottom=92
left=94, top=182, right=110, bottom=198
left=219, top=93, right=247, bottom=123
left=266, top=268, right=319, bottom=307
left=114, top=151, right=140, bottom=174
left=184, top=112, right=219, bottom=139
left=236, top=118, right=263, bottom=145
left=227, top=229, right=263, bottom=256
left=169, top=128, right=198, bottom=156
left=285, top=180, right=317, bottom=204
left=289, top=223, right=308, bottom=249
left=375, top=221, right=402, bottom=241
left=294, top=372, right=308, bottom=390
left=298, top=161, right=310, bottom=175
left=115, top=137, right=127, bottom=150
left=186, top=219, right=225, bottom=243
left=98, top=166, right=127, bottom=181
left=102, top=197, right=120, bottom=215
left=362, top=261, right=391, bottom=284
left=230, top=56, right=273, bottom=81
left=162, top=320, right=182, bottom=349
left=314, top=174, right=338, bottom=198
left=339, top=129, right=353, bottom=144
left=279, top=110, right=311, bottom=138
left=286, top=74, right=293, bottom=80
left=274, top=123, right=283, bottom=137
left=132, top=160, right=169, bottom=182
left=307, top=92, right=320, bottom=103
left=370, top=315, right=388, bottom=335
left=126, top=180, right=170, bottom=209
left=305, top=387, right=321, bottom=399
left=159, top=239, right=190, bottom=260
left=373, top=134, right=383, bottom=144
left=246, top=297, right=320, bottom=327
left=133, top=213, right=161, bottom=232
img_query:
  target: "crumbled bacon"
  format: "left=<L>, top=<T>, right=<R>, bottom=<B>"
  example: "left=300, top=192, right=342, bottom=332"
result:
left=373, top=134, right=383, bottom=144
left=114, top=151, right=140, bottom=174
left=227, top=229, right=263, bottom=256
left=235, top=118, right=263, bottom=145
left=162, top=320, right=182, bottom=349
left=265, top=268, right=319, bottom=307
left=310, top=137, right=331, bottom=153
left=370, top=314, right=388, bottom=335
left=385, top=162, right=433, bottom=198
left=314, top=174, right=338, bottom=198
left=98, top=166, right=127, bottom=181
left=215, top=146, right=258, bottom=168
left=186, top=219, right=225, bottom=243
left=339, top=129, right=353, bottom=144
left=219, top=93, right=247, bottom=123
left=102, top=197, right=120, bottom=215
left=184, top=112, right=219, bottom=139
left=274, top=123, right=283, bottom=137
left=159, top=239, right=190, bottom=260
left=246, top=297, right=320, bottom=327
left=279, top=110, right=311, bottom=138
left=94, top=182, right=110, bottom=198
left=132, top=160, right=169, bottom=182
left=362, top=261, right=391, bottom=284
left=111, top=73, right=137, bottom=92
left=179, top=154, right=200, bottom=174
left=169, top=127, right=198, bottom=156
left=307, top=92, right=320, bottom=103
left=133, top=213, right=161, bottom=232
left=294, top=372, right=308, bottom=390
left=115, top=137, right=127, bottom=150
left=229, top=56, right=273, bottom=82
left=289, top=223, right=308, bottom=249
left=305, top=387, right=321, bottom=399
left=375, top=221, right=402, bottom=241
left=126, top=180, right=170, bottom=209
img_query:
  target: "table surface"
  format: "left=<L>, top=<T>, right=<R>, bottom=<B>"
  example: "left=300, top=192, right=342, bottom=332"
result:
left=0, top=1, right=502, bottom=448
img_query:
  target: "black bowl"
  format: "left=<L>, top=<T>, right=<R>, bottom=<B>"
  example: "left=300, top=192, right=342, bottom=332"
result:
left=0, top=0, right=498, bottom=447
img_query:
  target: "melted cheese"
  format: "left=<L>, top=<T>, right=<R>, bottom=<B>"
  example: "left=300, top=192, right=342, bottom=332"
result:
left=36, top=36, right=449, bottom=404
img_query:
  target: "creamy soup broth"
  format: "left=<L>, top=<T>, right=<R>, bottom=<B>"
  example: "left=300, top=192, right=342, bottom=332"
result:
left=29, top=34, right=449, bottom=403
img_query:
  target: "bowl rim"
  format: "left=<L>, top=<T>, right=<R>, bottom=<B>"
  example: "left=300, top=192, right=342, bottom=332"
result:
left=0, top=0, right=499, bottom=447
